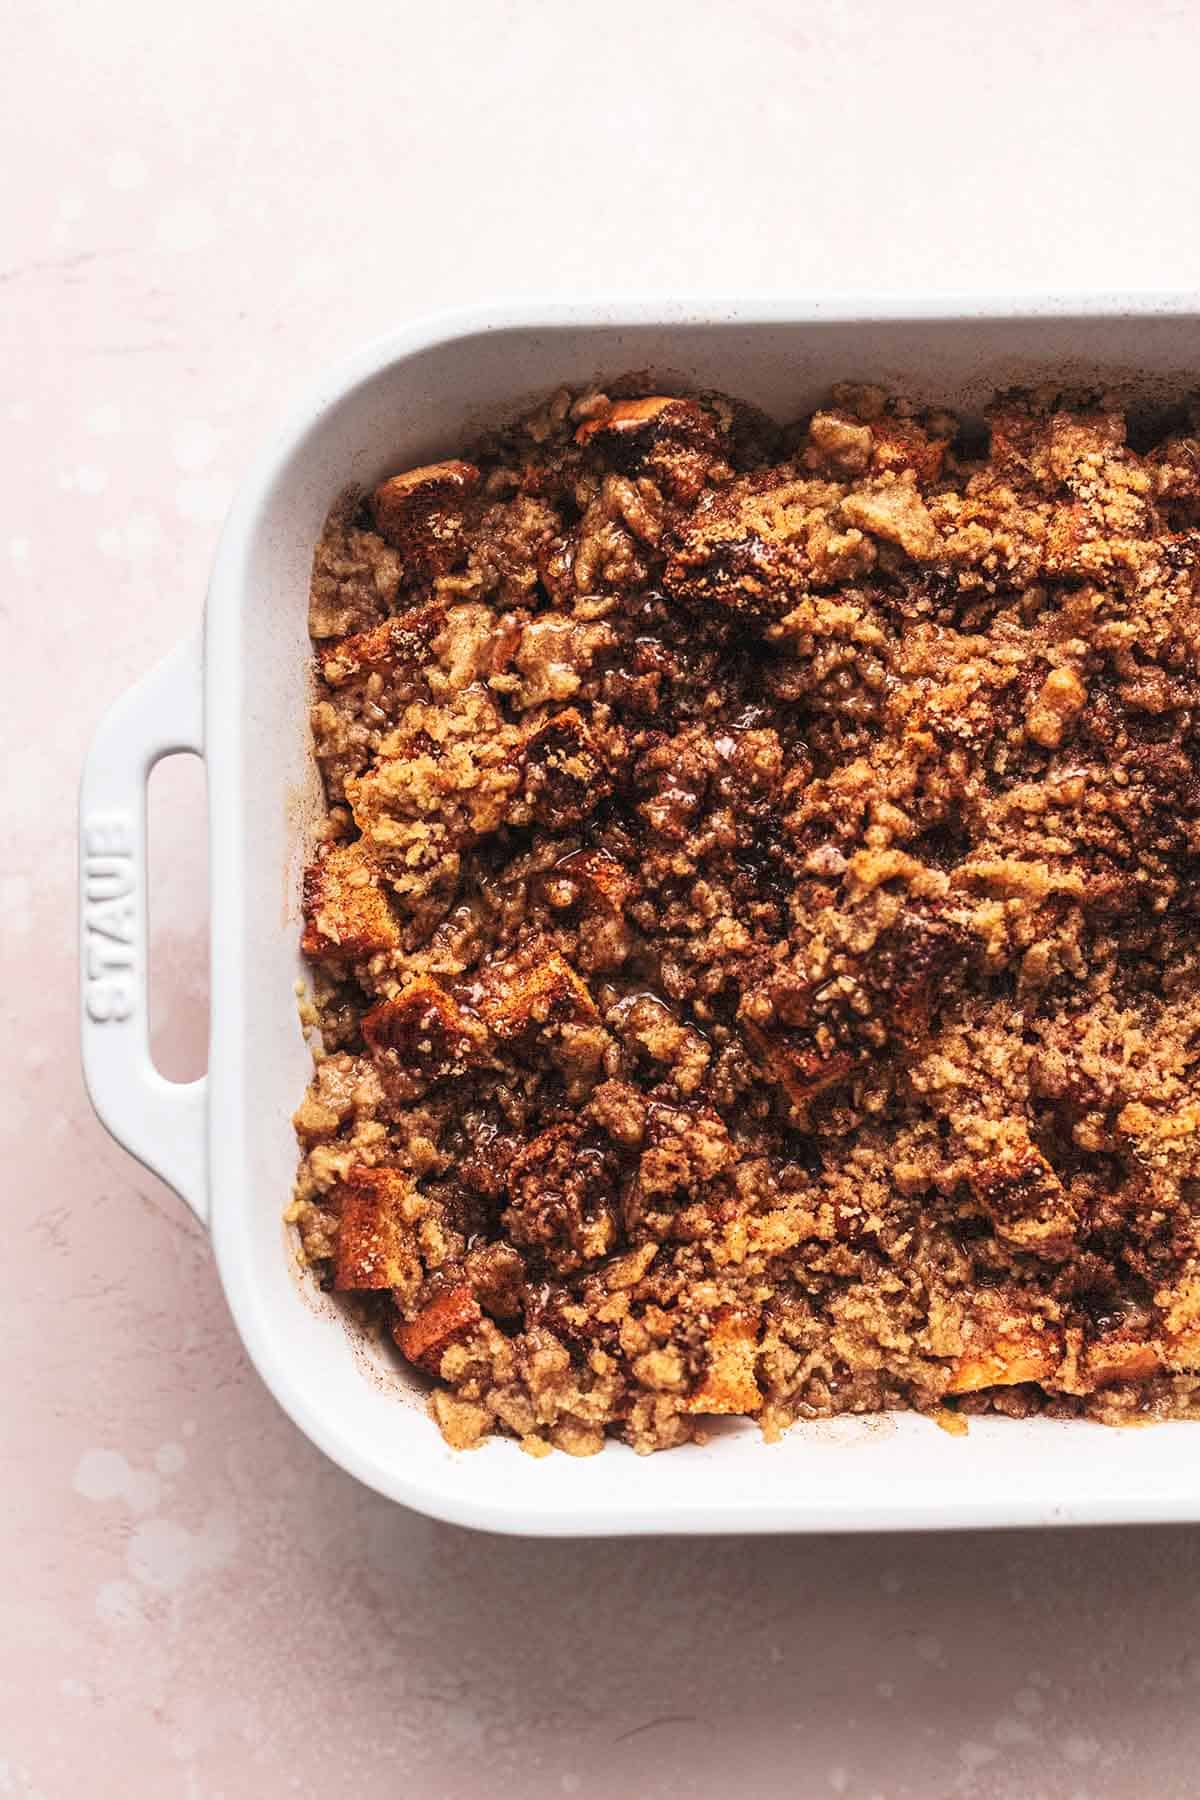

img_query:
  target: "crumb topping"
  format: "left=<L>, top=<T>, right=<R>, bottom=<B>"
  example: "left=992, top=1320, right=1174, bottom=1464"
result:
left=290, top=377, right=1200, bottom=1455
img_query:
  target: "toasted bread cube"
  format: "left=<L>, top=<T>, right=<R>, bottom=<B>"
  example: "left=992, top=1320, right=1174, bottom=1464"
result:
left=319, top=601, right=446, bottom=689
left=394, top=1283, right=482, bottom=1375
left=542, top=849, right=638, bottom=976
left=946, top=1311, right=1063, bottom=1395
left=576, top=397, right=721, bottom=502
left=575, top=396, right=690, bottom=446
left=1083, top=1338, right=1163, bottom=1388
left=373, top=459, right=480, bottom=522
left=869, top=417, right=949, bottom=486
left=741, top=1019, right=859, bottom=1109
left=371, top=460, right=481, bottom=578
left=475, top=945, right=597, bottom=1041
left=969, top=1138, right=1077, bottom=1261
left=361, top=979, right=487, bottom=1082
left=501, top=1123, right=618, bottom=1274
left=302, top=841, right=402, bottom=960
left=947, top=1339, right=1060, bottom=1395
left=681, top=1308, right=762, bottom=1415
left=522, top=708, right=610, bottom=830
left=548, top=847, right=638, bottom=912
left=663, top=471, right=827, bottom=617
left=334, top=1167, right=422, bottom=1300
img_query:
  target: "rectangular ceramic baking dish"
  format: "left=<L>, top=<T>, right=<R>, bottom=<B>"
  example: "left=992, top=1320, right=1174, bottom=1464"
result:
left=81, top=296, right=1200, bottom=1535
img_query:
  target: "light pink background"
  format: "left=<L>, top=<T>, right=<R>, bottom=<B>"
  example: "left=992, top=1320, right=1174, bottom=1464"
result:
left=8, top=1, right=1200, bottom=1794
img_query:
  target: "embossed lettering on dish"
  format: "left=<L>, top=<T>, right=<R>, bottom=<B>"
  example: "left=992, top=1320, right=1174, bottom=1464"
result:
left=83, top=812, right=137, bottom=1022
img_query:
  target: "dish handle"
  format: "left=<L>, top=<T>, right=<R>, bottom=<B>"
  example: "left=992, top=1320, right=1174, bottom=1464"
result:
left=79, top=629, right=208, bottom=1226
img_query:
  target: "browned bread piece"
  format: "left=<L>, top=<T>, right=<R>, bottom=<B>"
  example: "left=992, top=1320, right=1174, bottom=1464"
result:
left=740, top=1019, right=860, bottom=1110
left=318, top=601, right=446, bottom=688
left=521, top=707, right=611, bottom=830
left=541, top=849, right=640, bottom=976
left=662, top=449, right=898, bottom=617
left=371, top=460, right=481, bottom=578
left=548, top=847, right=638, bottom=911
left=301, top=840, right=402, bottom=960
left=501, top=1124, right=618, bottom=1273
left=966, top=1131, right=1078, bottom=1261
left=574, top=395, right=688, bottom=445
left=361, top=979, right=488, bottom=1083
left=1082, top=1336, right=1163, bottom=1388
left=334, top=1166, right=422, bottom=1301
left=394, top=1284, right=482, bottom=1375
left=681, top=1308, right=763, bottom=1415
left=475, top=944, right=598, bottom=1041
left=577, top=396, right=726, bottom=504
left=946, top=1295, right=1063, bottom=1395
left=868, top=414, right=950, bottom=484
left=800, top=409, right=949, bottom=484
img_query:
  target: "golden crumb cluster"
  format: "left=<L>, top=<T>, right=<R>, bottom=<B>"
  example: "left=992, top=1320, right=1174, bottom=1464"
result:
left=290, top=377, right=1200, bottom=1455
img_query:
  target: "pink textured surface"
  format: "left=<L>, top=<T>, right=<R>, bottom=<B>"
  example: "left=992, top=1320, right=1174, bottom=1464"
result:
left=8, top=0, right=1200, bottom=1793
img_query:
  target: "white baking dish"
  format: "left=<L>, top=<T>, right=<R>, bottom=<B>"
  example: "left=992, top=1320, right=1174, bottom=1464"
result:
left=81, top=296, right=1200, bottom=1534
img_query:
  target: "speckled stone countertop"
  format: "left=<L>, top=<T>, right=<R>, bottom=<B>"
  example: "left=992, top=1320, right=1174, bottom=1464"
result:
left=8, top=0, right=1200, bottom=1793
